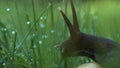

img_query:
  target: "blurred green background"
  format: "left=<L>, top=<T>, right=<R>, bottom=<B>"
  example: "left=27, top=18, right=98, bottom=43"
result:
left=0, top=0, right=120, bottom=68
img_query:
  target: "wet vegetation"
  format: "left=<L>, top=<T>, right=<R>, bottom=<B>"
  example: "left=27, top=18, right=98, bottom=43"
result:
left=0, top=0, right=120, bottom=68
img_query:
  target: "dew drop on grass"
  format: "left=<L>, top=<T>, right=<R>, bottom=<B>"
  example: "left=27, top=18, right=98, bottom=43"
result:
left=45, top=35, right=48, bottom=38
left=3, top=63, right=5, bottom=66
left=10, top=57, right=12, bottom=60
left=42, top=34, right=48, bottom=39
left=26, top=21, right=31, bottom=24
left=6, top=7, right=10, bottom=11
left=85, top=59, right=90, bottom=63
left=48, top=2, right=52, bottom=6
left=32, top=33, right=36, bottom=37
left=90, top=59, right=94, bottom=62
left=40, top=17, right=43, bottom=20
left=33, top=45, right=37, bottom=48
left=39, top=22, right=45, bottom=28
left=12, top=31, right=16, bottom=35
left=40, top=16, right=47, bottom=20
left=39, top=40, right=43, bottom=44
left=2, top=28, right=7, bottom=31
left=51, top=29, right=55, bottom=33
left=31, top=59, right=33, bottom=61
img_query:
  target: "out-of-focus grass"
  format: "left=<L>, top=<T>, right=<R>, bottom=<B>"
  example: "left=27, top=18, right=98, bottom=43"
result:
left=0, top=0, right=120, bottom=68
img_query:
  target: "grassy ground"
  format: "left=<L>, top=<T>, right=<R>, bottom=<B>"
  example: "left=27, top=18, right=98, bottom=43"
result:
left=0, top=0, right=120, bottom=68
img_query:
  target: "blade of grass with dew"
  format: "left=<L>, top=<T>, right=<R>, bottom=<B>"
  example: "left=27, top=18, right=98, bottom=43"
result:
left=15, top=4, right=51, bottom=53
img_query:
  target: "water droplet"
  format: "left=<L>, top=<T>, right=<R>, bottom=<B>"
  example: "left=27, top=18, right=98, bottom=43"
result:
left=33, top=45, right=37, bottom=48
left=58, top=7, right=62, bottom=11
left=32, top=33, right=36, bottom=36
left=44, top=35, right=48, bottom=38
left=39, top=22, right=45, bottom=28
left=48, top=2, right=52, bottom=6
left=2, top=28, right=7, bottom=31
left=39, top=40, right=43, bottom=44
left=10, top=57, right=12, bottom=60
left=31, top=59, right=33, bottom=61
left=26, top=21, right=31, bottom=24
left=42, top=34, right=48, bottom=39
left=51, top=29, right=55, bottom=33
left=40, top=17, right=43, bottom=20
left=6, top=7, right=10, bottom=11
left=85, top=60, right=89, bottom=63
left=90, top=59, right=94, bottom=62
left=3, top=63, right=5, bottom=66
left=12, top=31, right=16, bottom=35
